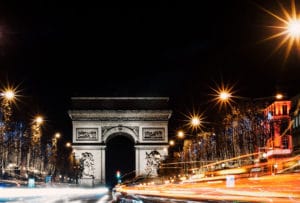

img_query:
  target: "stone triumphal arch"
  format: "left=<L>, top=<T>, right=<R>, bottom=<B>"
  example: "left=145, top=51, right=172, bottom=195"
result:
left=68, top=97, right=172, bottom=185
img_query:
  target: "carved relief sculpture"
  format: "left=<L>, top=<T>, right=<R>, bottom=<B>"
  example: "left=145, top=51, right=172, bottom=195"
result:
left=144, top=150, right=161, bottom=176
left=79, top=152, right=95, bottom=178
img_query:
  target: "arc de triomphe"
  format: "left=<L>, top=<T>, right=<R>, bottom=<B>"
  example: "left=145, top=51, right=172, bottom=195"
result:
left=68, top=97, right=172, bottom=185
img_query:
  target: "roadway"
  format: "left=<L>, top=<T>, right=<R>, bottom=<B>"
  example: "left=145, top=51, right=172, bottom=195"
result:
left=114, top=173, right=300, bottom=202
left=0, top=183, right=113, bottom=203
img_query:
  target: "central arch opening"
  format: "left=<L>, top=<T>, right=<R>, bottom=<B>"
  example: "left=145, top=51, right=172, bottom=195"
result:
left=105, top=133, right=135, bottom=188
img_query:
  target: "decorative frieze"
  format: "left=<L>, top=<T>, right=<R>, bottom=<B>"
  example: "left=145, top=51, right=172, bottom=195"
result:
left=68, top=110, right=172, bottom=121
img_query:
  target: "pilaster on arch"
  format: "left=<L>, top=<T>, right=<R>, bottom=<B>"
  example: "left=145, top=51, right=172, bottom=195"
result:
left=102, top=126, right=139, bottom=143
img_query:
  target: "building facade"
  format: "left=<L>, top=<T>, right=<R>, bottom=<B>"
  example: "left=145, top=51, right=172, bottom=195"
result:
left=291, top=94, right=300, bottom=154
left=264, top=100, right=293, bottom=157
left=68, top=97, right=172, bottom=185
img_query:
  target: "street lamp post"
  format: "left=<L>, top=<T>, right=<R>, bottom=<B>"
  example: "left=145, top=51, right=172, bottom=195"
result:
left=0, top=89, right=15, bottom=177
left=65, top=142, right=80, bottom=184
left=176, top=115, right=202, bottom=176
left=190, top=116, right=201, bottom=170
left=50, top=132, right=60, bottom=179
left=30, top=116, right=43, bottom=176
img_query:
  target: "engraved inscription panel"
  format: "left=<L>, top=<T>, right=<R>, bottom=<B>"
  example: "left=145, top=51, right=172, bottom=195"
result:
left=76, top=128, right=98, bottom=141
left=142, top=128, right=165, bottom=141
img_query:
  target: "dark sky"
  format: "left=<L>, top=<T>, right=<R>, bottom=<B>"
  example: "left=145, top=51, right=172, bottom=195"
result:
left=0, top=1, right=300, bottom=141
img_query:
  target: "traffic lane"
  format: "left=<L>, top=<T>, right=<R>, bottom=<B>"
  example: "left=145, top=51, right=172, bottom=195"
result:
left=116, top=173, right=300, bottom=202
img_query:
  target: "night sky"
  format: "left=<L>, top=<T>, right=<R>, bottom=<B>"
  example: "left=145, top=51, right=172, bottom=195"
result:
left=0, top=1, right=300, bottom=141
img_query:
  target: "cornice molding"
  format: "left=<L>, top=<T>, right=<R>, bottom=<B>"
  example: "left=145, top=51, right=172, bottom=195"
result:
left=69, top=110, right=172, bottom=121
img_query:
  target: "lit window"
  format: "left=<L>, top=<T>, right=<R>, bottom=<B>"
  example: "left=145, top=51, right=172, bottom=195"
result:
left=282, top=135, right=289, bottom=149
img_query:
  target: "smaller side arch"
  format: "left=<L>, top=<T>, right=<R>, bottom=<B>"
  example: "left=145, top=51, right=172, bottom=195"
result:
left=103, top=126, right=138, bottom=143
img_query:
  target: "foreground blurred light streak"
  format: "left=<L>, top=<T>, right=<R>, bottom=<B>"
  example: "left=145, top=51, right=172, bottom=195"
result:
left=0, top=187, right=109, bottom=201
left=97, top=194, right=110, bottom=203
left=116, top=173, right=300, bottom=203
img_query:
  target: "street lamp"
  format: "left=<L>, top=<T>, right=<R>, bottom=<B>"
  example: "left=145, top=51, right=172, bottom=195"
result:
left=275, top=93, right=283, bottom=100
left=0, top=89, right=16, bottom=123
left=66, top=142, right=72, bottom=148
left=64, top=142, right=80, bottom=184
left=35, top=116, right=43, bottom=125
left=30, top=115, right=44, bottom=175
left=169, top=140, right=175, bottom=146
left=0, top=89, right=16, bottom=177
left=50, top=132, right=61, bottom=178
left=219, top=91, right=231, bottom=101
left=287, top=19, right=300, bottom=38
left=177, top=130, right=184, bottom=139
left=178, top=115, right=203, bottom=174
left=257, top=0, right=300, bottom=61
left=1, top=90, right=15, bottom=101
left=55, top=132, right=61, bottom=139
left=32, top=116, right=43, bottom=143
left=191, top=116, right=201, bottom=127
left=211, top=83, right=236, bottom=110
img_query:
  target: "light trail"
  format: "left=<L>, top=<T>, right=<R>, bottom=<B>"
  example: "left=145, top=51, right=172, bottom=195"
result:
left=0, top=186, right=109, bottom=202
left=116, top=170, right=300, bottom=202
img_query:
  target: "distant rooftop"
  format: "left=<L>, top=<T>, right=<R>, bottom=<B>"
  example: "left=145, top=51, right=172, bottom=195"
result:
left=70, top=97, right=170, bottom=110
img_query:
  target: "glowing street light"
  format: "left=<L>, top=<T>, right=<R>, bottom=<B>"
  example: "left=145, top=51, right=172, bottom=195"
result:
left=0, top=88, right=16, bottom=175
left=66, top=142, right=72, bottom=148
left=169, top=140, right=175, bottom=146
left=288, top=19, right=300, bottom=37
left=177, top=130, right=185, bottom=139
left=55, top=132, right=61, bottom=139
left=52, top=132, right=61, bottom=146
left=219, top=91, right=231, bottom=101
left=2, top=90, right=15, bottom=101
left=0, top=89, right=16, bottom=122
left=32, top=116, right=43, bottom=140
left=30, top=115, right=44, bottom=173
left=35, top=116, right=43, bottom=125
left=191, top=116, right=201, bottom=127
left=211, top=82, right=235, bottom=110
left=275, top=93, right=284, bottom=100
left=258, top=0, right=300, bottom=61
left=50, top=132, right=61, bottom=176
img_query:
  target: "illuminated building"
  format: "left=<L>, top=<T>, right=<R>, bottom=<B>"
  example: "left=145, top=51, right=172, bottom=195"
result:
left=291, top=94, right=300, bottom=154
left=263, top=100, right=293, bottom=157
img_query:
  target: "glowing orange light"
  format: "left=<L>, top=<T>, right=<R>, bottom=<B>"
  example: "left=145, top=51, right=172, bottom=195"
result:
left=258, top=0, right=300, bottom=62
left=0, top=85, right=20, bottom=106
left=177, top=130, right=184, bottom=139
left=186, top=113, right=204, bottom=131
left=191, top=116, right=201, bottom=127
left=219, top=91, right=231, bottom=101
left=2, top=90, right=15, bottom=100
left=55, top=132, right=61, bottom=139
left=211, top=82, right=235, bottom=110
left=275, top=93, right=283, bottom=99
left=66, top=142, right=72, bottom=148
left=35, top=116, right=43, bottom=125
left=288, top=19, right=300, bottom=37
